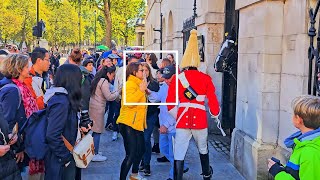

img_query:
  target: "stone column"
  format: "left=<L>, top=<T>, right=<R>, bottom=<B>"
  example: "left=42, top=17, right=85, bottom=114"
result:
left=230, top=0, right=310, bottom=179
left=195, top=0, right=225, bottom=133
left=230, top=1, right=283, bottom=179
left=137, top=32, right=143, bottom=46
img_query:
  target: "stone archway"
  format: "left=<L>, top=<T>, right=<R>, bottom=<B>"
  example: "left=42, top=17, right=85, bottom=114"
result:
left=167, top=11, right=174, bottom=50
left=162, top=17, right=166, bottom=50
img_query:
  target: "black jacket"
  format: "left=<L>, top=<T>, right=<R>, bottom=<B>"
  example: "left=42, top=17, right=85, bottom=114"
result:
left=0, top=102, right=22, bottom=180
left=80, top=66, right=93, bottom=111
left=44, top=91, right=78, bottom=180
left=0, top=78, right=26, bottom=153
left=147, top=80, right=160, bottom=116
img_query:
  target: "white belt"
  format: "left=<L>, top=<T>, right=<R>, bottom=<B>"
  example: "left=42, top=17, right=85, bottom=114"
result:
left=176, top=103, right=206, bottom=128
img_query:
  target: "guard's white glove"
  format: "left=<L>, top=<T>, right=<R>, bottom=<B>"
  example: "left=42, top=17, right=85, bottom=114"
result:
left=209, top=108, right=226, bottom=136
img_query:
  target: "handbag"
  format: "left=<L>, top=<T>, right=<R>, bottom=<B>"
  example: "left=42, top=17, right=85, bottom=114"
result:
left=62, top=131, right=95, bottom=168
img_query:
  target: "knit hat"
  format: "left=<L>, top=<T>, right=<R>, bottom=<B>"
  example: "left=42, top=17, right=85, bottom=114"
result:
left=180, top=29, right=201, bottom=69
left=82, top=58, right=94, bottom=67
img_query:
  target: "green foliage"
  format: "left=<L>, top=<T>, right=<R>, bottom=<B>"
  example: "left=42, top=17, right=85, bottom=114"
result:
left=0, top=0, right=145, bottom=48
left=110, top=0, right=145, bottom=46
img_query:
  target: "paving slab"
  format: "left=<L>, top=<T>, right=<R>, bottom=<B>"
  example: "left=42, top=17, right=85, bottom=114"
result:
left=82, top=131, right=245, bottom=180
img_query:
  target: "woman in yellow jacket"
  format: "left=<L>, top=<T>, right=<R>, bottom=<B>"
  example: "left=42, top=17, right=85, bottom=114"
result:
left=117, top=62, right=148, bottom=180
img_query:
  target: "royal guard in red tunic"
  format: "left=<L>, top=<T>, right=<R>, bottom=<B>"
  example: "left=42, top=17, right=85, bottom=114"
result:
left=167, top=29, right=224, bottom=180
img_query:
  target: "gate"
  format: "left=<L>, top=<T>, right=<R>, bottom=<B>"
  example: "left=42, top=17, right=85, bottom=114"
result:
left=308, top=1, right=320, bottom=96
left=182, top=16, right=196, bottom=53
left=221, top=0, right=239, bottom=132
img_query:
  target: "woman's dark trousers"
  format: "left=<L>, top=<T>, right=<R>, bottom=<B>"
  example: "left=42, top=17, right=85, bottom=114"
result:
left=119, top=124, right=145, bottom=180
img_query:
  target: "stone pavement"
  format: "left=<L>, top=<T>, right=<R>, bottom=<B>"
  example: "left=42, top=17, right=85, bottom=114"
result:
left=82, top=131, right=245, bottom=180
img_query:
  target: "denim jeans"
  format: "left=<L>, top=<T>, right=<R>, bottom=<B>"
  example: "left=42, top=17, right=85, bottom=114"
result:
left=106, top=101, right=114, bottom=127
left=92, top=132, right=101, bottom=154
left=111, top=101, right=121, bottom=132
left=159, top=132, right=175, bottom=179
left=159, top=132, right=189, bottom=179
left=143, top=112, right=158, bottom=165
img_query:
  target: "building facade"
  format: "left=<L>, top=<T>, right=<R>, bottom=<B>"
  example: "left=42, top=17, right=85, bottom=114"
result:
left=145, top=0, right=318, bottom=179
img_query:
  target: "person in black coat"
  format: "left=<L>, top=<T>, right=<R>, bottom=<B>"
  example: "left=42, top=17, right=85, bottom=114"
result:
left=43, top=64, right=91, bottom=180
left=0, top=54, right=33, bottom=173
left=139, top=63, right=160, bottom=175
left=0, top=105, right=22, bottom=180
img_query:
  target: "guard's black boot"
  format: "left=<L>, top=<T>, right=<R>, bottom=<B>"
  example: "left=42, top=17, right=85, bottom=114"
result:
left=200, top=153, right=213, bottom=180
left=174, top=160, right=184, bottom=180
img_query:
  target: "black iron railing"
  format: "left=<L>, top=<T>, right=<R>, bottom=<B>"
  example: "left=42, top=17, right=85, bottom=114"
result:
left=308, top=1, right=320, bottom=96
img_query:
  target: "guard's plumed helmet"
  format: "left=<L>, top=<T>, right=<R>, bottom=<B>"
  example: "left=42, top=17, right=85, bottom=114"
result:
left=180, top=29, right=200, bottom=69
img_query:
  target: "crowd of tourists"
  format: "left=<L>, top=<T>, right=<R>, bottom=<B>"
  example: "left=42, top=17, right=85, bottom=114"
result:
left=0, top=29, right=320, bottom=180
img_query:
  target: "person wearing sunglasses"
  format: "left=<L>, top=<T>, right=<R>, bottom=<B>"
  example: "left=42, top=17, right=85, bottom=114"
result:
left=117, top=62, right=148, bottom=180
left=6, top=44, right=19, bottom=54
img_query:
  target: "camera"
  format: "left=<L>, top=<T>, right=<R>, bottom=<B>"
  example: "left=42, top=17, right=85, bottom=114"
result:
left=79, top=110, right=93, bottom=129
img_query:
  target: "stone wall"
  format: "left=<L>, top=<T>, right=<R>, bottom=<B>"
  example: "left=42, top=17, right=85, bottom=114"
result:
left=195, top=0, right=225, bottom=115
left=144, top=0, right=194, bottom=60
left=231, top=0, right=311, bottom=179
left=144, top=0, right=227, bottom=133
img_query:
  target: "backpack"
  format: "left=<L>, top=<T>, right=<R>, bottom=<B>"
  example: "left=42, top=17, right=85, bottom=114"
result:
left=0, top=83, right=21, bottom=109
left=21, top=103, right=72, bottom=160
left=21, top=109, right=48, bottom=160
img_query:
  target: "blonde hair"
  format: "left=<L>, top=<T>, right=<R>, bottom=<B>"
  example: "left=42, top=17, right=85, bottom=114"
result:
left=0, top=54, right=29, bottom=79
left=180, top=29, right=200, bottom=69
left=292, top=95, right=320, bottom=129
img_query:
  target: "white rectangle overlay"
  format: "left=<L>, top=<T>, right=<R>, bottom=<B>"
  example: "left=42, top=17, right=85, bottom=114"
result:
left=123, top=50, right=179, bottom=106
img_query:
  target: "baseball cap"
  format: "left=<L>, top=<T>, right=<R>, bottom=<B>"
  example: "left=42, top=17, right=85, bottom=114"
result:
left=108, top=54, right=120, bottom=59
left=162, top=65, right=175, bottom=79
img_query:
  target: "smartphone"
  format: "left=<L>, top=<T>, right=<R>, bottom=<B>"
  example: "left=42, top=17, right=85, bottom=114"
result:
left=271, top=157, right=281, bottom=165
left=8, top=123, right=18, bottom=143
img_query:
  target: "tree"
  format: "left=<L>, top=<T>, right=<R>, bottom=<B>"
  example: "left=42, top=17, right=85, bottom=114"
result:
left=81, top=5, right=105, bottom=46
left=64, top=0, right=112, bottom=48
left=44, top=1, right=81, bottom=49
left=110, top=0, right=145, bottom=46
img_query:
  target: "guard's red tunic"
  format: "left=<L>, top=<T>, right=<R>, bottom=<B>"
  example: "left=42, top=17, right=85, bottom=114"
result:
left=166, top=70, right=220, bottom=129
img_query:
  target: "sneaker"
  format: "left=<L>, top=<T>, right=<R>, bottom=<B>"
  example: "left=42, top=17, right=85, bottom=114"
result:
left=139, top=161, right=145, bottom=172
left=112, top=131, right=118, bottom=141
left=92, top=154, right=107, bottom=162
left=129, top=173, right=147, bottom=180
left=183, top=167, right=189, bottom=173
left=105, top=123, right=113, bottom=131
left=151, top=143, right=160, bottom=153
left=143, top=165, right=151, bottom=176
left=157, top=156, right=170, bottom=162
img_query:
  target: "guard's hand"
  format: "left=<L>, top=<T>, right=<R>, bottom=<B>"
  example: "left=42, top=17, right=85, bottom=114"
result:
left=267, top=159, right=276, bottom=171
left=159, top=125, right=168, bottom=134
left=0, top=145, right=10, bottom=157
left=16, top=151, right=24, bottom=163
